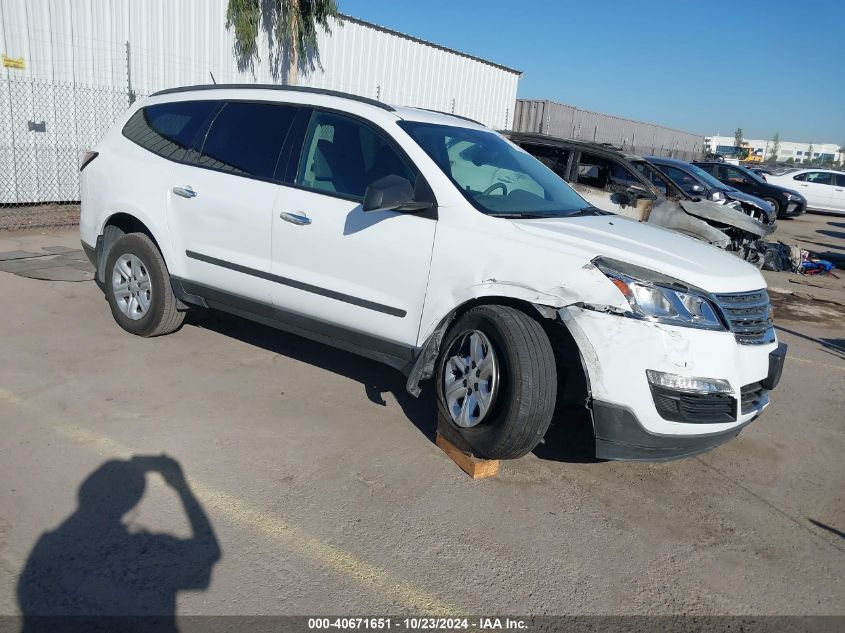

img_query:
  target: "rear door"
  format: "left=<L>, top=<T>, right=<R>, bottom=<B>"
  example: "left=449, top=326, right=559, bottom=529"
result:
left=791, top=171, right=834, bottom=209
left=167, top=100, right=298, bottom=304
left=269, top=109, right=436, bottom=351
left=833, top=173, right=845, bottom=211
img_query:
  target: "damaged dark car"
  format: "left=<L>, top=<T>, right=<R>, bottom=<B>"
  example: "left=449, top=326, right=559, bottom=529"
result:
left=505, top=133, right=774, bottom=251
left=646, top=156, right=777, bottom=227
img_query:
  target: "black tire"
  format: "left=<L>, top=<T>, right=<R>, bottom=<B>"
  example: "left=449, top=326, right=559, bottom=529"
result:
left=104, top=233, right=185, bottom=337
left=763, top=196, right=784, bottom=218
left=435, top=305, right=556, bottom=459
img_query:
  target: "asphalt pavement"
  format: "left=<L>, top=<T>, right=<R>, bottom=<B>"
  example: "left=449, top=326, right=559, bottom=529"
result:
left=0, top=227, right=843, bottom=618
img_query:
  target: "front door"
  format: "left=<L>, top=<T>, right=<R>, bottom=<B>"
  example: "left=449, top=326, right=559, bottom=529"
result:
left=719, top=164, right=756, bottom=195
left=270, top=109, right=436, bottom=351
left=571, top=151, right=656, bottom=219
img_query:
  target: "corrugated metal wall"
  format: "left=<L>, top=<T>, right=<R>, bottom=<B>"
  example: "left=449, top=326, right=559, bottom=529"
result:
left=513, top=99, right=704, bottom=161
left=0, top=0, right=520, bottom=203
left=0, top=0, right=520, bottom=127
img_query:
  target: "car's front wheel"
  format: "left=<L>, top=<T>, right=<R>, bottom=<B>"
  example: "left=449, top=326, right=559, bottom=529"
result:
left=435, top=305, right=556, bottom=459
left=104, top=232, right=185, bottom=337
left=763, top=196, right=784, bottom=218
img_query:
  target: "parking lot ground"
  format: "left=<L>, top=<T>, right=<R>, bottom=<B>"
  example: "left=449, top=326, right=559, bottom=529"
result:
left=0, top=227, right=843, bottom=616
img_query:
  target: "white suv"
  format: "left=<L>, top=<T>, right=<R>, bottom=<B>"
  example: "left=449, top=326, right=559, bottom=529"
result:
left=80, top=85, right=787, bottom=461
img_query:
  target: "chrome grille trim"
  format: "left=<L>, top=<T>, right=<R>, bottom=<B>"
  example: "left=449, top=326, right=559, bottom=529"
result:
left=714, top=289, right=775, bottom=345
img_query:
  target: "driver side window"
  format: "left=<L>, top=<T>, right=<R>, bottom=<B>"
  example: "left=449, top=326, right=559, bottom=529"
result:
left=724, top=166, right=748, bottom=185
left=297, top=111, right=415, bottom=199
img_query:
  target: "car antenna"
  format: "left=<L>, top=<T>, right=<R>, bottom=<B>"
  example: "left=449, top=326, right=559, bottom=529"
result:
left=209, top=71, right=217, bottom=85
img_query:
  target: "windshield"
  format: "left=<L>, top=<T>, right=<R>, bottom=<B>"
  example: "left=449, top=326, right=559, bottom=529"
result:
left=686, top=162, right=729, bottom=190
left=398, top=122, right=590, bottom=217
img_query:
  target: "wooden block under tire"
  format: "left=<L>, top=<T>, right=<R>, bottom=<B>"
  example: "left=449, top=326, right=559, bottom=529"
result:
left=435, top=433, right=500, bottom=479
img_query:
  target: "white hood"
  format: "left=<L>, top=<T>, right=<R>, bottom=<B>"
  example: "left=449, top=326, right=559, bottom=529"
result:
left=509, top=214, right=766, bottom=294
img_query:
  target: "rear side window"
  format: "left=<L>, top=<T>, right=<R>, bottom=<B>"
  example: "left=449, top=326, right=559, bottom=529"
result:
left=197, top=102, right=297, bottom=180
left=836, top=173, right=845, bottom=187
left=798, top=171, right=834, bottom=185
left=523, top=144, right=571, bottom=179
left=122, top=100, right=217, bottom=162
left=296, top=111, right=415, bottom=199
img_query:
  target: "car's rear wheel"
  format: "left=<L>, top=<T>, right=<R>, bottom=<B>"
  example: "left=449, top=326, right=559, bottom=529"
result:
left=435, top=305, right=556, bottom=459
left=104, top=233, right=184, bottom=337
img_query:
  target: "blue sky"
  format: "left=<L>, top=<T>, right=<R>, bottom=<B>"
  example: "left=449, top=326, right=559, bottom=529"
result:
left=344, top=0, right=844, bottom=144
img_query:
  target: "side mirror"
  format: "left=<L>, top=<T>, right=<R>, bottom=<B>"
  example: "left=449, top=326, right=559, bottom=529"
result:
left=626, top=183, right=655, bottom=200
left=690, top=184, right=705, bottom=193
left=362, top=175, right=432, bottom=213
left=610, top=191, right=630, bottom=206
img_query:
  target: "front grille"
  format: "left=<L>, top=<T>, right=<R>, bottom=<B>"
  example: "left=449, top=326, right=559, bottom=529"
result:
left=651, top=385, right=736, bottom=423
left=714, top=289, right=775, bottom=345
left=740, top=382, right=768, bottom=414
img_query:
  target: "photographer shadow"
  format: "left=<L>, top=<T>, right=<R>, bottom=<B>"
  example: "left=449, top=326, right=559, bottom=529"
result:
left=17, top=456, right=221, bottom=633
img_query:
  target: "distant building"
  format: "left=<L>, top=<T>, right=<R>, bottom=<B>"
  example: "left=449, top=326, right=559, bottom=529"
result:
left=705, top=135, right=843, bottom=165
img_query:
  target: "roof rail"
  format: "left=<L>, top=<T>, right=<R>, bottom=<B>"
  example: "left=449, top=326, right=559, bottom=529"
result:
left=149, top=84, right=396, bottom=112
left=412, top=107, right=483, bottom=126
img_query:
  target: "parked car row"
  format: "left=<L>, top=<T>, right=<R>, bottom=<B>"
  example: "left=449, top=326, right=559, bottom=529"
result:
left=505, top=133, right=774, bottom=252
left=646, top=157, right=778, bottom=224
left=692, top=161, right=807, bottom=218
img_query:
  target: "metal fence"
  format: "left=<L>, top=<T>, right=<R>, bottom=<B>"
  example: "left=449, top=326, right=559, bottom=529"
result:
left=513, top=99, right=705, bottom=162
left=0, top=78, right=136, bottom=205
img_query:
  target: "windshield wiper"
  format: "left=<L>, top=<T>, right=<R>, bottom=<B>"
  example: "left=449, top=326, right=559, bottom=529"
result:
left=568, top=206, right=609, bottom=216
left=487, top=212, right=560, bottom=218
left=488, top=207, right=608, bottom=219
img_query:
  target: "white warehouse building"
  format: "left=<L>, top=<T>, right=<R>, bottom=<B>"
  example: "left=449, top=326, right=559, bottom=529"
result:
left=0, top=0, right=521, bottom=203
left=706, top=135, right=843, bottom=165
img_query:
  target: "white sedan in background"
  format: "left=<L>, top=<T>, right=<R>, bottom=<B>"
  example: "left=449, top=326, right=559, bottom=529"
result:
left=766, top=169, right=845, bottom=213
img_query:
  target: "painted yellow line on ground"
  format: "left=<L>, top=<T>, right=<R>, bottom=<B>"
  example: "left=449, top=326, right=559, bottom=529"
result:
left=787, top=356, right=845, bottom=372
left=3, top=394, right=456, bottom=614
left=0, top=387, right=23, bottom=405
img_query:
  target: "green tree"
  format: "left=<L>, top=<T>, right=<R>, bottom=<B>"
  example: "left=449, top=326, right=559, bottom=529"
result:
left=806, top=144, right=814, bottom=166
left=734, top=128, right=744, bottom=147
left=226, top=0, right=340, bottom=84
left=785, top=157, right=794, bottom=165
left=768, top=132, right=779, bottom=164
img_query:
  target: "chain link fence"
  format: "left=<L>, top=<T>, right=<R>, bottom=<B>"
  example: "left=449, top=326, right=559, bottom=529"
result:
left=0, top=77, right=137, bottom=206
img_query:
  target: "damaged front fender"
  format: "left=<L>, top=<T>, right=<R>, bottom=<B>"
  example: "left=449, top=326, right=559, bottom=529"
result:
left=405, top=266, right=626, bottom=396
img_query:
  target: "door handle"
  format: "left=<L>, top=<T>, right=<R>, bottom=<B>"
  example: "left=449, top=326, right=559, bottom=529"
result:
left=799, top=183, right=808, bottom=187
left=280, top=211, right=312, bottom=226
left=172, top=186, right=197, bottom=198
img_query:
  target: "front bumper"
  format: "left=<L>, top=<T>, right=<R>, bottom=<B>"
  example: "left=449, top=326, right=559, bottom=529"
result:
left=782, top=199, right=806, bottom=217
left=592, top=401, right=757, bottom=461
left=561, top=307, right=786, bottom=461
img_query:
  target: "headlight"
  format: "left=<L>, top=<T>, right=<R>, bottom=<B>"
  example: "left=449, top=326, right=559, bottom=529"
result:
left=786, top=193, right=803, bottom=202
left=710, top=191, right=725, bottom=201
left=593, top=257, right=725, bottom=331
